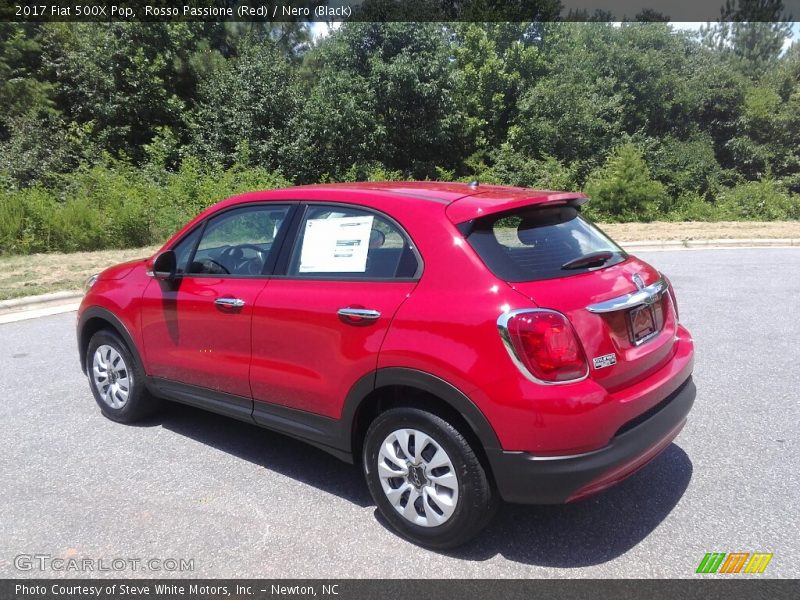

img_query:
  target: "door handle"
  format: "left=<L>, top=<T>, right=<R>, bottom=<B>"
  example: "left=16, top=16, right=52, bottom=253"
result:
left=215, top=297, right=246, bottom=309
left=337, top=307, right=381, bottom=321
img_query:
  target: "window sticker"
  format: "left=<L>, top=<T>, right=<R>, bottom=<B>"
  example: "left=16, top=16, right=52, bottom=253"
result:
left=299, top=215, right=374, bottom=273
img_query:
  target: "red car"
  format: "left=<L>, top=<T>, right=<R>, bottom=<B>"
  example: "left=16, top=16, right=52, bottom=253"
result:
left=77, top=182, right=695, bottom=548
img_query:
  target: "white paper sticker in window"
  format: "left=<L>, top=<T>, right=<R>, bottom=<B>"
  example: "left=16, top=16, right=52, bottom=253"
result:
left=299, top=215, right=374, bottom=273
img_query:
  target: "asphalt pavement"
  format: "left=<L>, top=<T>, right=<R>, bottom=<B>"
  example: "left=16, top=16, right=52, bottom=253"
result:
left=0, top=248, right=798, bottom=578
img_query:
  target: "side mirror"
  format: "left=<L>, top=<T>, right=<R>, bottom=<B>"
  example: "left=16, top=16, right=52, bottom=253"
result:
left=150, top=250, right=177, bottom=281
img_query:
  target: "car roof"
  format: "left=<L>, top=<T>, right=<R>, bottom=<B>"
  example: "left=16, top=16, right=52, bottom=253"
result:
left=201, top=182, right=588, bottom=224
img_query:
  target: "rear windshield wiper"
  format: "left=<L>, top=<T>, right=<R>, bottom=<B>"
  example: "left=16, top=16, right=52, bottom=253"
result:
left=561, top=251, right=615, bottom=270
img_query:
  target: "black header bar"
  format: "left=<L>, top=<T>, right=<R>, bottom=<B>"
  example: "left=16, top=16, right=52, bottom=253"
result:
left=1, top=0, right=798, bottom=23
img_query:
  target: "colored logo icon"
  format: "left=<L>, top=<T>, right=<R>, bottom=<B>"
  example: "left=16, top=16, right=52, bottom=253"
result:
left=696, top=552, right=773, bottom=574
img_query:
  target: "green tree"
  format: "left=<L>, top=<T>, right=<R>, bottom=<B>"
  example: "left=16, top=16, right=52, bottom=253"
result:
left=701, top=0, right=792, bottom=77
left=584, top=143, right=669, bottom=221
left=678, top=42, right=749, bottom=170
left=292, top=23, right=471, bottom=180
left=0, top=24, right=56, bottom=141
left=281, top=69, right=386, bottom=183
left=726, top=83, right=799, bottom=180
left=39, top=23, right=200, bottom=163
left=190, top=36, right=300, bottom=172
left=646, top=133, right=725, bottom=199
left=509, top=23, right=695, bottom=177
left=480, top=144, right=578, bottom=190
left=451, top=23, right=545, bottom=154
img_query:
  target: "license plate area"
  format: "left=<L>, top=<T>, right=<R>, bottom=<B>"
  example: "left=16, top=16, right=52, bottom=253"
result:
left=628, top=304, right=659, bottom=346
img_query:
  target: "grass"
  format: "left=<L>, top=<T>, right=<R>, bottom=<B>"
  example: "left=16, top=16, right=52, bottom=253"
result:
left=1, top=220, right=799, bottom=301
left=0, top=245, right=160, bottom=301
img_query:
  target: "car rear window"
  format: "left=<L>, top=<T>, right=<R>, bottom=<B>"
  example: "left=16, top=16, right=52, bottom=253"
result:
left=465, top=204, right=627, bottom=282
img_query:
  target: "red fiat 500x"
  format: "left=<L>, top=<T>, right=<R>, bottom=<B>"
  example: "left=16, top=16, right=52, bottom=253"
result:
left=77, top=182, right=695, bottom=548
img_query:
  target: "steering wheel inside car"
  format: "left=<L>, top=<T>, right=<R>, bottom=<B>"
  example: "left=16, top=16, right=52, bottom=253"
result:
left=220, top=244, right=267, bottom=275
left=197, top=258, right=230, bottom=274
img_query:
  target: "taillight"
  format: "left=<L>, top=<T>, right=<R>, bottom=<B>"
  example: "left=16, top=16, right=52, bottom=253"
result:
left=498, top=310, right=589, bottom=383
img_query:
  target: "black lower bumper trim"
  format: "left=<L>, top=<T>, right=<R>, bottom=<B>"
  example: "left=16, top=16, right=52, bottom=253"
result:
left=487, top=376, right=696, bottom=504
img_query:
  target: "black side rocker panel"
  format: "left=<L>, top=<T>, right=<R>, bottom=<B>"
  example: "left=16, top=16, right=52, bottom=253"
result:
left=146, top=377, right=354, bottom=463
left=77, top=309, right=501, bottom=468
left=145, top=367, right=501, bottom=466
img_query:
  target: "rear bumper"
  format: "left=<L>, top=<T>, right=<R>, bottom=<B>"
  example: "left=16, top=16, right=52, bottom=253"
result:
left=487, top=376, right=695, bottom=504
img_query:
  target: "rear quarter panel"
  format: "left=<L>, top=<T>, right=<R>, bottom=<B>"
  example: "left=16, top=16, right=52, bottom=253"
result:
left=378, top=215, right=694, bottom=456
left=376, top=213, right=545, bottom=446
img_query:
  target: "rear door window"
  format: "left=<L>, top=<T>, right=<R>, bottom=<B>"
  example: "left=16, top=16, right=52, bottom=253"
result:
left=465, top=205, right=626, bottom=282
left=287, top=206, right=420, bottom=279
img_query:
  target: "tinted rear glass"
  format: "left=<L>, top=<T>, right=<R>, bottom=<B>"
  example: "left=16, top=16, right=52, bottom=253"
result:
left=465, top=205, right=627, bottom=282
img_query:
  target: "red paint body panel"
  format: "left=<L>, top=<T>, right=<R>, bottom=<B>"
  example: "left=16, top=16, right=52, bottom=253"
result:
left=509, top=256, right=678, bottom=392
left=140, top=277, right=268, bottom=397
left=78, top=182, right=695, bottom=504
left=82, top=264, right=151, bottom=357
left=250, top=279, right=415, bottom=417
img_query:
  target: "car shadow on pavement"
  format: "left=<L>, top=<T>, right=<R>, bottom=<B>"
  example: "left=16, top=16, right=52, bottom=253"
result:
left=150, top=402, right=691, bottom=567
left=151, top=402, right=373, bottom=508
left=439, top=443, right=693, bottom=567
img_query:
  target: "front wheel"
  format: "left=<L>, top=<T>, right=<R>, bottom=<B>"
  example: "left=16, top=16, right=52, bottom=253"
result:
left=86, top=329, right=160, bottom=423
left=362, top=407, right=497, bottom=549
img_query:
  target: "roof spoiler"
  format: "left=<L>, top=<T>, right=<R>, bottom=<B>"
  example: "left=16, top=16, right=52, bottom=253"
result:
left=449, top=192, right=588, bottom=234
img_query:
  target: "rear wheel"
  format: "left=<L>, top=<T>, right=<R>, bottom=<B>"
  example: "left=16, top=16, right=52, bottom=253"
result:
left=86, top=329, right=160, bottom=423
left=363, top=407, right=497, bottom=548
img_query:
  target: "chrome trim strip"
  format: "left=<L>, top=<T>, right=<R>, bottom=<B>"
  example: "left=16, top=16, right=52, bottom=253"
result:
left=496, top=308, right=590, bottom=386
left=528, top=447, right=608, bottom=461
left=585, top=277, right=668, bottom=314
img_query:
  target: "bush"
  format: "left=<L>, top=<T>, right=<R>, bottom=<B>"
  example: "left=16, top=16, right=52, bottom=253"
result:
left=56, top=198, right=107, bottom=251
left=0, top=194, right=25, bottom=253
left=716, top=178, right=800, bottom=220
left=0, top=159, right=291, bottom=255
left=668, top=192, right=722, bottom=221
left=0, top=187, right=62, bottom=254
left=583, top=143, right=669, bottom=221
left=479, top=144, right=579, bottom=190
left=646, top=133, right=724, bottom=200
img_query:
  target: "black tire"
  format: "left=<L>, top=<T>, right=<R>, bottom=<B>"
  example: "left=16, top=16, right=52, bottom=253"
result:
left=85, top=329, right=160, bottom=423
left=363, top=407, right=498, bottom=549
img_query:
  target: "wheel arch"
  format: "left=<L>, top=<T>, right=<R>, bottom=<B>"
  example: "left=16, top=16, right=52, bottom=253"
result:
left=343, top=368, right=501, bottom=467
left=77, top=307, right=143, bottom=374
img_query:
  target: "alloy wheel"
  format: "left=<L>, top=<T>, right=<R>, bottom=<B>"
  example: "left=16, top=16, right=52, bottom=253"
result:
left=91, top=344, right=131, bottom=409
left=377, top=428, right=460, bottom=527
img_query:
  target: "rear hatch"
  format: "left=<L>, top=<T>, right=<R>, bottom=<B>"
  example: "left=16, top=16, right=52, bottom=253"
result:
left=461, top=199, right=678, bottom=392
